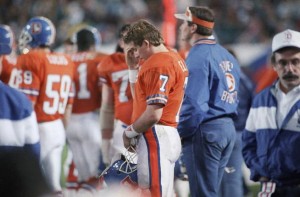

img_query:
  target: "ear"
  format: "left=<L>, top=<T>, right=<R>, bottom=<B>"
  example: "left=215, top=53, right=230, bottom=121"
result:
left=143, top=40, right=150, bottom=48
left=190, top=24, right=197, bottom=34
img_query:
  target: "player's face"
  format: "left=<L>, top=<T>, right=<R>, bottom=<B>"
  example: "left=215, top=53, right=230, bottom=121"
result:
left=273, top=48, right=300, bottom=92
left=179, top=20, right=192, bottom=42
left=135, top=41, right=151, bottom=60
left=124, top=41, right=150, bottom=61
left=124, top=42, right=140, bottom=68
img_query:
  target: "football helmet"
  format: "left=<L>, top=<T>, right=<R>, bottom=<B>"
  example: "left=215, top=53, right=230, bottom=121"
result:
left=72, top=25, right=101, bottom=50
left=0, top=25, right=13, bottom=55
left=100, top=148, right=138, bottom=188
left=18, top=16, right=55, bottom=52
left=85, top=26, right=101, bottom=48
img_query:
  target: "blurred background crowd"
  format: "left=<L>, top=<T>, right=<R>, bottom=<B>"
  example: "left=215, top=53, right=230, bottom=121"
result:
left=1, top=0, right=300, bottom=50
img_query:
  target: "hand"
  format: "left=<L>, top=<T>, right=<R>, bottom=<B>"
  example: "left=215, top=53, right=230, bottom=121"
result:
left=123, top=125, right=139, bottom=152
left=123, top=131, right=131, bottom=150
left=124, top=47, right=139, bottom=70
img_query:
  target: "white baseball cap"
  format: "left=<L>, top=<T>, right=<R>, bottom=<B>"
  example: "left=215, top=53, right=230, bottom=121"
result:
left=272, top=29, right=300, bottom=52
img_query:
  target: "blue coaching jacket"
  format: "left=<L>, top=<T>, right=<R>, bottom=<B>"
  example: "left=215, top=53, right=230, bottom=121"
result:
left=242, top=82, right=300, bottom=186
left=178, top=38, right=240, bottom=138
left=0, top=82, right=40, bottom=158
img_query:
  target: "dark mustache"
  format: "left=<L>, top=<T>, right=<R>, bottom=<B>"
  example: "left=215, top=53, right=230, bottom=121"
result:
left=282, top=74, right=299, bottom=80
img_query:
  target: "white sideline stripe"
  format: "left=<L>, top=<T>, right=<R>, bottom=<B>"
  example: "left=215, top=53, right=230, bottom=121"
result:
left=0, top=112, right=39, bottom=146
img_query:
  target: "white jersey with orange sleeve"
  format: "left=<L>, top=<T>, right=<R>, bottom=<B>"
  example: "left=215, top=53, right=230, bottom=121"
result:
left=0, top=54, right=20, bottom=88
left=18, top=49, right=74, bottom=123
left=65, top=51, right=107, bottom=183
left=98, top=52, right=133, bottom=125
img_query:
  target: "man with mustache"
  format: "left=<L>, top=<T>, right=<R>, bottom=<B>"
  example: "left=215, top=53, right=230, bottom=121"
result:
left=242, top=29, right=300, bottom=197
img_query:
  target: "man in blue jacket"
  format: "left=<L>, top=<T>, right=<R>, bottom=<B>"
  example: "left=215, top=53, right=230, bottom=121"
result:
left=175, top=6, right=240, bottom=197
left=242, top=29, right=300, bottom=197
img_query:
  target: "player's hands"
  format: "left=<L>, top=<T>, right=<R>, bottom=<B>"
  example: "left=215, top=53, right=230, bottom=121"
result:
left=123, top=131, right=131, bottom=149
left=123, top=125, right=139, bottom=152
left=124, top=46, right=139, bottom=70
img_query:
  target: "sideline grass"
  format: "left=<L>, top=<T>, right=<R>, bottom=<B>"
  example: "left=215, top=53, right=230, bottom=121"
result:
left=60, top=144, right=69, bottom=188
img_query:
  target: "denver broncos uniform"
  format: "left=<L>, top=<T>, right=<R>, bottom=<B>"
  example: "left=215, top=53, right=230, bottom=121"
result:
left=98, top=52, right=133, bottom=158
left=18, top=49, right=74, bottom=192
left=133, top=51, right=188, bottom=197
left=66, top=51, right=106, bottom=182
left=0, top=54, right=20, bottom=88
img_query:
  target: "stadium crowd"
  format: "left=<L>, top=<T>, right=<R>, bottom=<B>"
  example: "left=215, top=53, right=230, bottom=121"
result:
left=1, top=0, right=300, bottom=48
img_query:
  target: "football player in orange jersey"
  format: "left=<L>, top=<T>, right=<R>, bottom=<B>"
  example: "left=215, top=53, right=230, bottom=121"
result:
left=0, top=25, right=20, bottom=88
left=122, top=20, right=188, bottom=197
left=97, top=24, right=134, bottom=166
left=66, top=26, right=107, bottom=191
left=17, top=16, right=74, bottom=196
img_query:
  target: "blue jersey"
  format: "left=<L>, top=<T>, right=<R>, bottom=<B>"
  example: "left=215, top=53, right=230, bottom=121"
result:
left=0, top=81, right=40, bottom=158
left=178, top=38, right=240, bottom=138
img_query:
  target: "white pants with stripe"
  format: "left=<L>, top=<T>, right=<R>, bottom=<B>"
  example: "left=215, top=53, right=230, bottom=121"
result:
left=137, top=124, right=181, bottom=197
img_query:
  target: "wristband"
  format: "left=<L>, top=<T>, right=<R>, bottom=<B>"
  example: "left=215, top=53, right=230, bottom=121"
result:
left=125, top=125, right=140, bottom=138
left=128, top=69, right=138, bottom=83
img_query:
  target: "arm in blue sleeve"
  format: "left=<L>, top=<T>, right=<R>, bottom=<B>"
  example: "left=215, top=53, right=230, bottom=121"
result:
left=178, top=54, right=210, bottom=138
left=242, top=129, right=261, bottom=181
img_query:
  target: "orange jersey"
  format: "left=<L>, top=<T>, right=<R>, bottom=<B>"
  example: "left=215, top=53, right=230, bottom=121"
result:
left=18, top=49, right=74, bottom=123
left=71, top=52, right=107, bottom=113
left=0, top=54, right=20, bottom=88
left=97, top=52, right=133, bottom=125
left=132, top=51, right=188, bottom=127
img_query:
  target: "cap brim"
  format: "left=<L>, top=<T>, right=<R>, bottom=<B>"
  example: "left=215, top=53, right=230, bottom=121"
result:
left=174, top=13, right=189, bottom=21
left=272, top=43, right=300, bottom=53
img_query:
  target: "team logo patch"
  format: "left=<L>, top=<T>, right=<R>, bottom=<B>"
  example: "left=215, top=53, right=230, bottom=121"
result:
left=284, top=30, right=292, bottom=41
left=30, top=22, right=42, bottom=34
left=225, top=73, right=235, bottom=92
